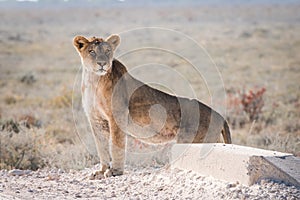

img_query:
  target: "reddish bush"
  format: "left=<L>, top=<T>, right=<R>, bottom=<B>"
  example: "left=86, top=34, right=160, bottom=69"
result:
left=226, top=87, right=266, bottom=129
left=241, top=87, right=266, bottom=121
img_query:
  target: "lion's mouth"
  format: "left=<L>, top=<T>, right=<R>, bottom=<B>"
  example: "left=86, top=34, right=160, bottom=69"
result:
left=97, top=69, right=106, bottom=73
left=94, top=68, right=108, bottom=75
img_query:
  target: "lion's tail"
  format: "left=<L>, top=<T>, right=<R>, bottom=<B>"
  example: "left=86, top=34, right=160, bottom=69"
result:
left=221, top=120, right=232, bottom=144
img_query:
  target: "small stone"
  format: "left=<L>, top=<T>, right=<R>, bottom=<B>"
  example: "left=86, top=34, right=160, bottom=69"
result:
left=47, top=174, right=59, bottom=181
left=9, top=169, right=32, bottom=176
left=75, top=193, right=82, bottom=198
left=111, top=193, right=116, bottom=197
left=226, top=183, right=237, bottom=188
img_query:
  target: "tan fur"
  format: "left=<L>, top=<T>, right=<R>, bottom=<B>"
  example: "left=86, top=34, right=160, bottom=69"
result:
left=73, top=34, right=232, bottom=178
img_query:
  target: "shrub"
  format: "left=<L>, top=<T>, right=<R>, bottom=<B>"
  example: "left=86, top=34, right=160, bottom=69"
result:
left=0, top=117, right=97, bottom=170
left=226, top=87, right=266, bottom=129
left=241, top=87, right=266, bottom=121
left=0, top=127, right=45, bottom=170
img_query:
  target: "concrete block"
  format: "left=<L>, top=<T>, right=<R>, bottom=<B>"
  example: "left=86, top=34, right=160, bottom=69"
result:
left=171, top=143, right=300, bottom=187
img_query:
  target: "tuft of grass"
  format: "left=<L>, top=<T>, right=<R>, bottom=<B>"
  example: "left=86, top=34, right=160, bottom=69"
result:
left=20, top=72, right=36, bottom=85
left=49, top=87, right=73, bottom=108
left=1, top=119, right=20, bottom=133
left=4, top=95, right=17, bottom=105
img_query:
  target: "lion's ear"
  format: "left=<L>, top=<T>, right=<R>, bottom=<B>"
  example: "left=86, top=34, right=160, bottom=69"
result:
left=73, top=36, right=89, bottom=52
left=106, top=34, right=120, bottom=51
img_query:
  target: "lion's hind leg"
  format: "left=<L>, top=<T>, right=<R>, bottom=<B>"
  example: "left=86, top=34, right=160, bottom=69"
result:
left=221, top=120, right=232, bottom=144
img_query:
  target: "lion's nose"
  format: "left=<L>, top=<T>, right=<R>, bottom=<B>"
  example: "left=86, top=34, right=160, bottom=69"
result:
left=97, top=61, right=107, bottom=67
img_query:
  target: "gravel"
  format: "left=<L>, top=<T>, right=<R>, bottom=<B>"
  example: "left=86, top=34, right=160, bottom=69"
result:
left=0, top=165, right=299, bottom=200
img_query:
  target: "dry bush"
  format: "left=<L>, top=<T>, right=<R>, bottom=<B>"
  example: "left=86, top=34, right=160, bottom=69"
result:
left=226, top=87, right=266, bottom=129
left=20, top=72, right=36, bottom=85
left=0, top=117, right=98, bottom=170
left=241, top=87, right=266, bottom=121
left=4, top=95, right=19, bottom=105
left=0, top=126, right=45, bottom=170
left=1, top=119, right=20, bottom=133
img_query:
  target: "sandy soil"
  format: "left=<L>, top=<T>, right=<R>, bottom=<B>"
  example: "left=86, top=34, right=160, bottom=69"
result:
left=1, top=165, right=299, bottom=200
left=0, top=1, right=300, bottom=199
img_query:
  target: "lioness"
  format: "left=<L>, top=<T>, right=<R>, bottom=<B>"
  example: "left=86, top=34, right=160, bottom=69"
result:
left=73, top=34, right=231, bottom=178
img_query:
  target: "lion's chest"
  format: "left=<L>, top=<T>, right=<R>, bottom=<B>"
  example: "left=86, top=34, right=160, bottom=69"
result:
left=81, top=73, right=111, bottom=120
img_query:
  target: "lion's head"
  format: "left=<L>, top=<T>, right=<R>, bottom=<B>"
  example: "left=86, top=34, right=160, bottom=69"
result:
left=73, top=35, right=120, bottom=76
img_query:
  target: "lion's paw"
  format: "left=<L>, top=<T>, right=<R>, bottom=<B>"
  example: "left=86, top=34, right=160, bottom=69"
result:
left=89, top=170, right=105, bottom=180
left=104, top=168, right=123, bottom=178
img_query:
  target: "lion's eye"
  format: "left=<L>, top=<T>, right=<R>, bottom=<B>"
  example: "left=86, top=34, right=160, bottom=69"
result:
left=89, top=50, right=96, bottom=56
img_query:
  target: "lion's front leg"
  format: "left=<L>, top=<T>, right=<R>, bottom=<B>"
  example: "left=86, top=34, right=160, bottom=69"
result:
left=89, top=118, right=111, bottom=179
left=104, top=120, right=126, bottom=178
